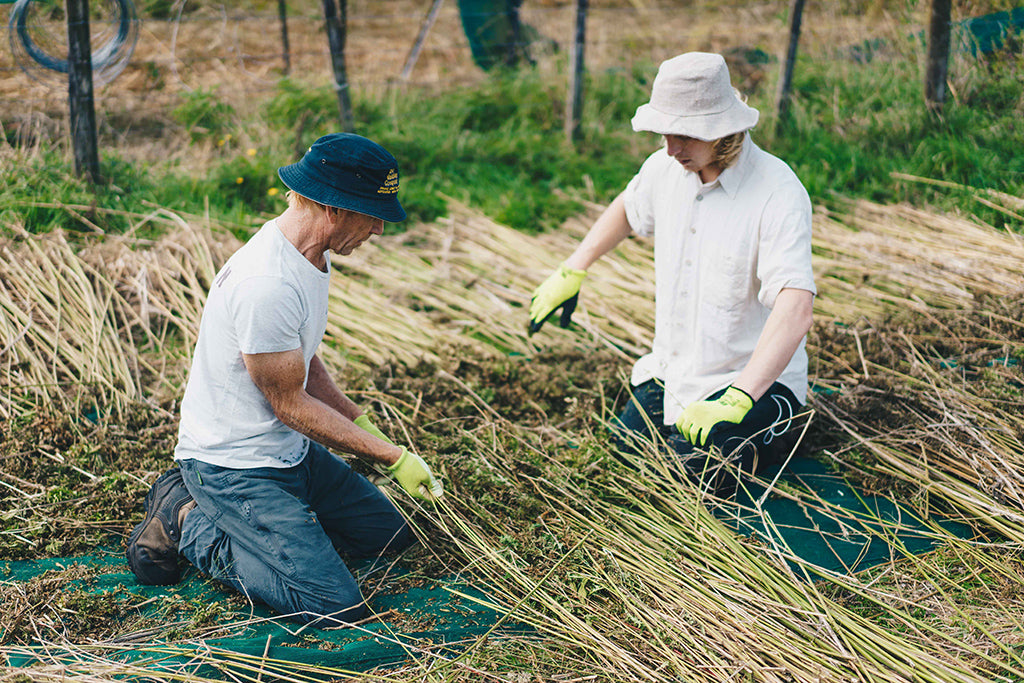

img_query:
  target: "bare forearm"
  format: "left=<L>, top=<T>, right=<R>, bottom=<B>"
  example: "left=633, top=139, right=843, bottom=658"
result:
left=564, top=193, right=633, bottom=271
left=732, top=288, right=814, bottom=401
left=306, top=354, right=361, bottom=421
left=276, top=391, right=402, bottom=467
left=243, top=349, right=399, bottom=466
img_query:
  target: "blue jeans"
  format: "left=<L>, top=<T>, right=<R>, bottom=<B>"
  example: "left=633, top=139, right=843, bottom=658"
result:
left=611, top=380, right=804, bottom=496
left=177, top=442, right=413, bottom=627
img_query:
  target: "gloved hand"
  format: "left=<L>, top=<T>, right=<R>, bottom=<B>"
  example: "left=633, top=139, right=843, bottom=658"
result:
left=676, top=386, right=754, bottom=447
left=354, top=414, right=393, bottom=444
left=528, top=262, right=587, bottom=335
left=388, top=447, right=444, bottom=501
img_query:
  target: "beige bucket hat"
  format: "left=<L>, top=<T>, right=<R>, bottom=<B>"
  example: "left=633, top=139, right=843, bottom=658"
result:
left=631, top=52, right=759, bottom=141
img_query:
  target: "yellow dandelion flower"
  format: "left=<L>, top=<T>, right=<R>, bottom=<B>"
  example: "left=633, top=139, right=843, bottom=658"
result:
left=247, top=148, right=257, bottom=157
left=236, top=177, right=244, bottom=184
left=267, top=187, right=279, bottom=196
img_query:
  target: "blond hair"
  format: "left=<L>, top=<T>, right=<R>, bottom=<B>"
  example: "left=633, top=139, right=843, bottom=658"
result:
left=286, top=189, right=329, bottom=213
left=712, top=131, right=745, bottom=170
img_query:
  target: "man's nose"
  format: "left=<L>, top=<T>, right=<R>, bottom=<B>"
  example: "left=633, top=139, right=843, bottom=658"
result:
left=372, top=220, right=384, bottom=235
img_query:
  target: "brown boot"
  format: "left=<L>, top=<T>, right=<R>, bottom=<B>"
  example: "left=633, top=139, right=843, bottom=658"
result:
left=126, top=468, right=195, bottom=585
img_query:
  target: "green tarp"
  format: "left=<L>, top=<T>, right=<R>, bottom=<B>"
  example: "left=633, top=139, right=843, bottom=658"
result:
left=2, top=457, right=974, bottom=675
left=2, top=554, right=515, bottom=677
left=458, top=0, right=521, bottom=70
left=718, top=457, right=972, bottom=577
left=848, top=6, right=1024, bottom=61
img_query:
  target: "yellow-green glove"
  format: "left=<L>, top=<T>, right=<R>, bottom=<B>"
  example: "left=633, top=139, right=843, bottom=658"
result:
left=354, top=414, right=392, bottom=444
left=676, top=386, right=754, bottom=447
left=388, top=447, right=443, bottom=500
left=528, top=262, right=586, bottom=335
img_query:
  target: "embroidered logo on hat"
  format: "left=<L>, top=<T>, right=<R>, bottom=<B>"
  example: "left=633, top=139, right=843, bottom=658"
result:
left=378, top=169, right=399, bottom=195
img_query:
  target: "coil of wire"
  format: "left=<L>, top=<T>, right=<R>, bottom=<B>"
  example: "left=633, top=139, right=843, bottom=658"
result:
left=7, top=0, right=139, bottom=86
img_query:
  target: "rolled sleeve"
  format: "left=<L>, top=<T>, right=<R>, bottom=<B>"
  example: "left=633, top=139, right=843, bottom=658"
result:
left=756, top=188, right=816, bottom=308
left=622, top=150, right=672, bottom=238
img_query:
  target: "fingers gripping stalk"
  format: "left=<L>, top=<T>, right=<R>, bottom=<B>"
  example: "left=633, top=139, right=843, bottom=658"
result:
left=356, top=414, right=443, bottom=501
left=389, top=447, right=444, bottom=500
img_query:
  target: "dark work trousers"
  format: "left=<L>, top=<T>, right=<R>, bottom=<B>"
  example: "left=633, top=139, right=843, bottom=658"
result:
left=611, top=379, right=805, bottom=497
left=177, top=442, right=414, bottom=628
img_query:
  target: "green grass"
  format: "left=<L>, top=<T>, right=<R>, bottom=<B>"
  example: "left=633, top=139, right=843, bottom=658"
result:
left=769, top=46, right=1024, bottom=224
left=278, top=64, right=650, bottom=230
left=2, top=43, right=1021, bottom=238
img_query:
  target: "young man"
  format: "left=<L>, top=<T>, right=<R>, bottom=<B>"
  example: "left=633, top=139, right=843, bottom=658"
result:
left=126, top=133, right=443, bottom=627
left=529, top=52, right=816, bottom=495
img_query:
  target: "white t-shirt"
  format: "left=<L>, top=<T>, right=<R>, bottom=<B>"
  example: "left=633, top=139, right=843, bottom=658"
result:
left=623, top=134, right=816, bottom=425
left=174, top=219, right=331, bottom=468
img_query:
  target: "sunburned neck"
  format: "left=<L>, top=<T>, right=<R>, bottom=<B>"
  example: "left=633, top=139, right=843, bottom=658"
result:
left=276, top=207, right=328, bottom=270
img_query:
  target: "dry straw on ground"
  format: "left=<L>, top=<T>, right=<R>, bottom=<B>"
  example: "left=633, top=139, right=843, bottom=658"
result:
left=2, top=194, right=1024, bottom=680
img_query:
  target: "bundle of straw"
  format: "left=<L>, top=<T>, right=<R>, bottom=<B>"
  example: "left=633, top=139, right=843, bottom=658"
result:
left=396, top=379, right=1024, bottom=682
left=0, top=212, right=231, bottom=423
left=3, top=194, right=1023, bottom=681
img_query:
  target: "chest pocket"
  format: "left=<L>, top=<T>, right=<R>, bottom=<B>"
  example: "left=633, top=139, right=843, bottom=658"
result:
left=703, top=253, right=749, bottom=314
left=700, top=216, right=756, bottom=315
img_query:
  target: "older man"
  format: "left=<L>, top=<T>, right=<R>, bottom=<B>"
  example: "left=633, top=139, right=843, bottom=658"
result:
left=127, top=133, right=442, bottom=627
left=529, top=52, right=815, bottom=495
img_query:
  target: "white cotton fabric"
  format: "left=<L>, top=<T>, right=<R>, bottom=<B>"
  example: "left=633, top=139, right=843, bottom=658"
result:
left=631, top=52, right=759, bottom=140
left=623, top=134, right=816, bottom=426
left=174, top=219, right=331, bottom=469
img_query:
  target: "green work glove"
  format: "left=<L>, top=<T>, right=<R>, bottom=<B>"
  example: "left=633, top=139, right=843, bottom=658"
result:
left=528, top=262, right=587, bottom=335
left=676, top=386, right=754, bottom=447
left=354, top=414, right=393, bottom=444
left=388, top=447, right=444, bottom=501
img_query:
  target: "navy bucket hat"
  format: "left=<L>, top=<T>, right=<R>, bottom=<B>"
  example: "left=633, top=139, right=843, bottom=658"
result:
left=277, top=133, right=407, bottom=222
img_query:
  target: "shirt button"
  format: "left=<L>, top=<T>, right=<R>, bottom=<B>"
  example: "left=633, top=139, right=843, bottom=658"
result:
left=685, top=259, right=692, bottom=266
left=690, top=228, right=697, bottom=234
left=696, top=195, right=704, bottom=201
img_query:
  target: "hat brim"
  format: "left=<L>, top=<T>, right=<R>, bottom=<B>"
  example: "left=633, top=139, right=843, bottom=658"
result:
left=278, top=164, right=407, bottom=223
left=631, top=99, right=759, bottom=140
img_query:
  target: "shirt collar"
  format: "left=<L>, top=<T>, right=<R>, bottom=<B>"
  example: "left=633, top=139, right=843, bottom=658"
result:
left=714, top=132, right=754, bottom=199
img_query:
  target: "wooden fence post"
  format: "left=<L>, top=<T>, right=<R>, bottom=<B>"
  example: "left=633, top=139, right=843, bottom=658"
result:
left=775, top=0, right=806, bottom=132
left=278, top=0, right=291, bottom=75
left=322, top=0, right=354, bottom=132
left=564, top=0, right=587, bottom=143
left=505, top=0, right=523, bottom=67
left=66, top=0, right=100, bottom=183
left=401, top=0, right=444, bottom=81
left=925, top=0, right=952, bottom=111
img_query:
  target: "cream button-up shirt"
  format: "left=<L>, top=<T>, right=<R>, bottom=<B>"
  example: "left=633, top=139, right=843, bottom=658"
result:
left=623, top=134, right=816, bottom=426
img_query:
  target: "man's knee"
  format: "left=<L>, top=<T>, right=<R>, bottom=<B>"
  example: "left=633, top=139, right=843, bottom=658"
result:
left=662, top=431, right=759, bottom=497
left=276, top=572, right=368, bottom=628
left=609, top=391, right=668, bottom=464
left=387, top=521, right=416, bottom=554
left=609, top=415, right=641, bottom=461
left=301, top=595, right=367, bottom=628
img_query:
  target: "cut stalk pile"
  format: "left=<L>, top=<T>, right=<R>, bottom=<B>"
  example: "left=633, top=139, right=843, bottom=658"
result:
left=0, top=212, right=231, bottom=422
left=2, top=196, right=1023, bottom=681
